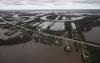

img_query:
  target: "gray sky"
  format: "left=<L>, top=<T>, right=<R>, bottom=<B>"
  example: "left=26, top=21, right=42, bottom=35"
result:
left=0, top=0, right=100, bottom=10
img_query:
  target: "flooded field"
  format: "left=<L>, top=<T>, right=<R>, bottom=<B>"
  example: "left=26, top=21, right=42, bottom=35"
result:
left=0, top=41, right=82, bottom=63
left=0, top=10, right=100, bottom=63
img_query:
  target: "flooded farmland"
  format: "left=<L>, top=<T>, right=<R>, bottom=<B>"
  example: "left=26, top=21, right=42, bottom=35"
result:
left=0, top=10, right=100, bottom=63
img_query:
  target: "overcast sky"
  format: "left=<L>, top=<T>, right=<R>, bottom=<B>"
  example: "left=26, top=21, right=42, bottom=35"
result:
left=0, top=0, right=100, bottom=10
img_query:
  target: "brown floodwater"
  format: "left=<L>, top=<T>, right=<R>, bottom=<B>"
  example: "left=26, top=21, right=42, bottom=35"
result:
left=0, top=13, right=100, bottom=63
left=0, top=41, right=82, bottom=63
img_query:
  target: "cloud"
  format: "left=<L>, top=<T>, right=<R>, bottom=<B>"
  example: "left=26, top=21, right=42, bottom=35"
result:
left=0, top=0, right=86, bottom=5
left=74, top=0, right=100, bottom=4
left=0, top=0, right=100, bottom=5
left=0, top=0, right=100, bottom=9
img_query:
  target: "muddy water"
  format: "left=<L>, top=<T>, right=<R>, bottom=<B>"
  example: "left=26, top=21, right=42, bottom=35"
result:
left=0, top=14, right=100, bottom=63
left=0, top=23, right=100, bottom=63
left=0, top=28, right=81, bottom=63
left=83, top=27, right=100, bottom=43
left=0, top=27, right=100, bottom=63
left=0, top=41, right=82, bottom=63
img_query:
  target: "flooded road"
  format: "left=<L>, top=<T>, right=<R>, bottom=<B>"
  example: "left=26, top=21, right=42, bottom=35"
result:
left=0, top=10, right=100, bottom=63
left=0, top=41, right=82, bottom=63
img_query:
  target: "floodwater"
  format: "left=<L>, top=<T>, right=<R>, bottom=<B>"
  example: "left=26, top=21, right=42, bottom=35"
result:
left=0, top=25, right=83, bottom=63
left=0, top=11, right=100, bottom=63
left=0, top=41, right=82, bottom=63
left=83, top=27, right=100, bottom=43
left=0, top=22, right=100, bottom=63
